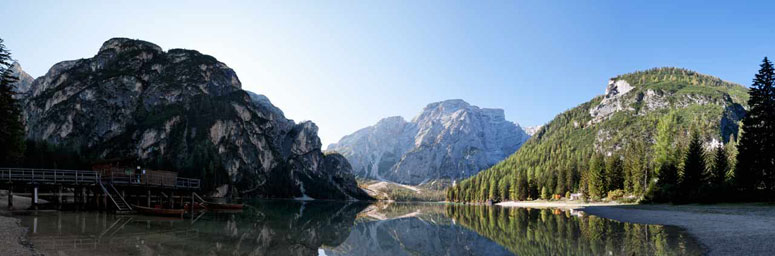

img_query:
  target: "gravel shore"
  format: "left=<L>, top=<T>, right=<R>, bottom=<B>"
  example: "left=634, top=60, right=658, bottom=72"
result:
left=0, top=215, right=37, bottom=256
left=581, top=204, right=775, bottom=256
left=0, top=191, right=42, bottom=256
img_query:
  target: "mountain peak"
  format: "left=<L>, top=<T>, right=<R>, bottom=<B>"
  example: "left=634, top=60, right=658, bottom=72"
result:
left=423, top=99, right=471, bottom=112
left=330, top=99, right=529, bottom=185
left=8, top=61, right=34, bottom=94
left=98, top=37, right=163, bottom=54
left=612, top=67, right=740, bottom=89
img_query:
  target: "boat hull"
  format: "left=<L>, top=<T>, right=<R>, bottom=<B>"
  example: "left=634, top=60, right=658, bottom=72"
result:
left=132, top=205, right=185, bottom=217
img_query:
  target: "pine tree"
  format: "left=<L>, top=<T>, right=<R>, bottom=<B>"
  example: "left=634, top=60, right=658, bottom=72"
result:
left=556, top=168, right=567, bottom=195
left=680, top=131, right=706, bottom=202
left=605, top=154, right=624, bottom=192
left=736, top=57, right=775, bottom=197
left=624, top=140, right=647, bottom=193
left=653, top=110, right=681, bottom=194
left=652, top=161, right=679, bottom=203
left=0, top=38, right=26, bottom=166
left=516, top=172, right=528, bottom=201
left=710, top=146, right=729, bottom=188
left=566, top=163, right=578, bottom=193
left=587, top=154, right=606, bottom=199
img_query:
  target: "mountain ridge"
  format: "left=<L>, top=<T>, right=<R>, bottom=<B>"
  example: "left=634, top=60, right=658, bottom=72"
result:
left=328, top=99, right=529, bottom=185
left=448, top=67, right=748, bottom=202
left=18, top=37, right=370, bottom=200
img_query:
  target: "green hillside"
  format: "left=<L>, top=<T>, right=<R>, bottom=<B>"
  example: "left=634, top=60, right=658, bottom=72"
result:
left=447, top=68, right=748, bottom=202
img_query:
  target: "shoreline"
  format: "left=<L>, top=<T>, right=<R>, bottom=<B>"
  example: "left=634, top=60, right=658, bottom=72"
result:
left=498, top=200, right=775, bottom=255
left=580, top=204, right=775, bottom=256
left=0, top=192, right=42, bottom=256
left=495, top=200, right=624, bottom=209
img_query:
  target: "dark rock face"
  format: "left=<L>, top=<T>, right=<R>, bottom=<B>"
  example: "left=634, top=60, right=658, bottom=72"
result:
left=21, top=38, right=370, bottom=200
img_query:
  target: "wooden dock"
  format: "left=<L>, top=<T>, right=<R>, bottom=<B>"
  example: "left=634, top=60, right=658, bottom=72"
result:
left=0, top=168, right=202, bottom=213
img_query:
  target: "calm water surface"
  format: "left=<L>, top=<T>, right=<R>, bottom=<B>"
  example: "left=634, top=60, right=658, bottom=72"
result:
left=15, top=201, right=703, bottom=256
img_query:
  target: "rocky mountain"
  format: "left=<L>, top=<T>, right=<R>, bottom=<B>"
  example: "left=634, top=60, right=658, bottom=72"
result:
left=18, top=38, right=370, bottom=200
left=328, top=99, right=529, bottom=185
left=524, top=125, right=543, bottom=136
left=449, top=67, right=748, bottom=201
left=8, top=62, right=34, bottom=97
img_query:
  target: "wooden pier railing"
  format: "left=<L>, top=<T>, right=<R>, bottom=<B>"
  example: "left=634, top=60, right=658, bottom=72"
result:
left=0, top=168, right=99, bottom=185
left=0, top=168, right=200, bottom=189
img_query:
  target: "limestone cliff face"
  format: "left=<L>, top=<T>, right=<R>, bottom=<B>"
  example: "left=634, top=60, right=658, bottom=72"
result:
left=8, top=62, right=34, bottom=98
left=328, top=99, right=529, bottom=185
left=20, top=38, right=370, bottom=200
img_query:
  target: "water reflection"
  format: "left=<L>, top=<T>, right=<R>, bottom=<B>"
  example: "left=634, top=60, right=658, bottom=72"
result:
left=15, top=201, right=703, bottom=256
left=445, top=205, right=703, bottom=255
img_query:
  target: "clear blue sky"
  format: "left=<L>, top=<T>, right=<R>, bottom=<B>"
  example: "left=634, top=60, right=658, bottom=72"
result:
left=2, top=1, right=773, bottom=145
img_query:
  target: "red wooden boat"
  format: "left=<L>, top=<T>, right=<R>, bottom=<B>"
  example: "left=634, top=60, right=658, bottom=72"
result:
left=204, top=202, right=244, bottom=210
left=184, top=202, right=207, bottom=211
left=133, top=205, right=185, bottom=217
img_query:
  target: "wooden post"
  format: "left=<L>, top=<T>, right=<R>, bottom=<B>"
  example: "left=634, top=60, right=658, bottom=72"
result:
left=170, top=191, right=175, bottom=208
left=32, top=185, right=39, bottom=209
left=190, top=192, right=195, bottom=213
left=58, top=186, right=63, bottom=210
left=147, top=189, right=151, bottom=207
left=7, top=185, right=13, bottom=209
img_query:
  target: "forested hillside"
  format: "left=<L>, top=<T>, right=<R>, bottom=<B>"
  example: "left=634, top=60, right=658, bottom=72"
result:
left=447, top=68, right=748, bottom=202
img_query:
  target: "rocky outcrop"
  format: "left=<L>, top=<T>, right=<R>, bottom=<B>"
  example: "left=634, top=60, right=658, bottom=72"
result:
left=7, top=62, right=34, bottom=97
left=328, top=99, right=529, bottom=185
left=524, top=125, right=543, bottom=136
left=20, top=38, right=370, bottom=200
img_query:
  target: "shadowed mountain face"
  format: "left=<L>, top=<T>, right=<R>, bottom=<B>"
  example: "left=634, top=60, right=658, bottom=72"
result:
left=17, top=38, right=370, bottom=200
left=328, top=99, right=529, bottom=185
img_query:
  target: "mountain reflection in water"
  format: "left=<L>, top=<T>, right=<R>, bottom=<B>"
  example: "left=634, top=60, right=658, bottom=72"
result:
left=15, top=201, right=702, bottom=256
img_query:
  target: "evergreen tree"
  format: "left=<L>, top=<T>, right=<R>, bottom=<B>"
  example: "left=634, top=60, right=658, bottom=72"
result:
left=736, top=57, right=775, bottom=197
left=587, top=154, right=606, bottom=199
left=516, top=172, right=528, bottom=201
left=0, top=38, right=25, bottom=166
left=624, top=140, right=648, bottom=193
left=566, top=163, right=578, bottom=193
left=556, top=168, right=567, bottom=195
left=654, top=111, right=681, bottom=177
left=710, top=146, right=729, bottom=188
left=652, top=161, right=679, bottom=203
left=680, top=132, right=707, bottom=202
left=605, top=154, right=625, bottom=192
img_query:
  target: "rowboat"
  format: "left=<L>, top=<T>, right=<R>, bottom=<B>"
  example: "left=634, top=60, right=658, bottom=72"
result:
left=204, top=202, right=244, bottom=210
left=184, top=202, right=207, bottom=211
left=133, top=205, right=185, bottom=217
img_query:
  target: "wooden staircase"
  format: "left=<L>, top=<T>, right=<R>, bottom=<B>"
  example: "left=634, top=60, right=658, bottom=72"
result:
left=98, top=181, right=133, bottom=214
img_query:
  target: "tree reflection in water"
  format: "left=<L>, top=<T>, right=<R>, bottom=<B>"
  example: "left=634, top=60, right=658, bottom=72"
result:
left=444, top=204, right=703, bottom=256
left=17, top=201, right=702, bottom=256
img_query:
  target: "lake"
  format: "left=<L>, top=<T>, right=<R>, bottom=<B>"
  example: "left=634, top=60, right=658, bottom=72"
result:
left=14, top=201, right=703, bottom=255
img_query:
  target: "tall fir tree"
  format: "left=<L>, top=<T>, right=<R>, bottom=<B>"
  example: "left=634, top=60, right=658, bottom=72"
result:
left=605, top=154, right=624, bottom=192
left=0, top=38, right=26, bottom=166
left=736, top=57, right=775, bottom=197
left=587, top=154, right=606, bottom=199
left=680, top=131, right=707, bottom=202
left=654, top=111, right=681, bottom=177
left=710, top=146, right=729, bottom=188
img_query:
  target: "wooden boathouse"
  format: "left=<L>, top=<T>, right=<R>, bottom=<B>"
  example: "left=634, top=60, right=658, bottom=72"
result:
left=0, top=161, right=202, bottom=214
